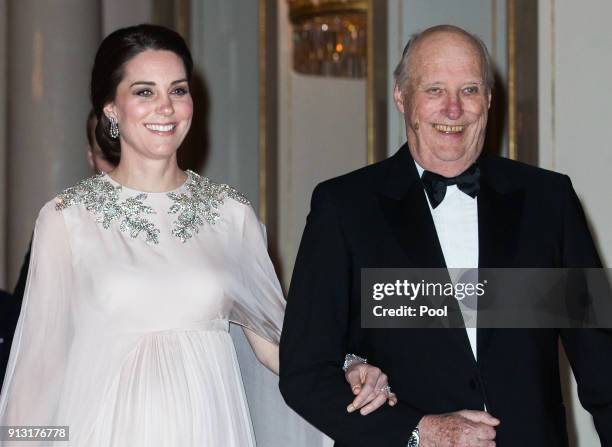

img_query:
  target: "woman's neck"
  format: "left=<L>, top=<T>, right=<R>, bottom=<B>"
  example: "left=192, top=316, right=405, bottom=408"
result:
left=109, top=154, right=186, bottom=193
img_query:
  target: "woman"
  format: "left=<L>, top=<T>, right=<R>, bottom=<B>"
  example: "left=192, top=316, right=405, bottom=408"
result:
left=0, top=25, right=392, bottom=446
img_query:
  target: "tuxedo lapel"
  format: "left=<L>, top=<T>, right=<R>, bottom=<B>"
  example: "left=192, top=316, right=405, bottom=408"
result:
left=378, top=184, right=446, bottom=268
left=377, top=145, right=446, bottom=268
left=377, top=146, right=474, bottom=358
left=477, top=156, right=525, bottom=361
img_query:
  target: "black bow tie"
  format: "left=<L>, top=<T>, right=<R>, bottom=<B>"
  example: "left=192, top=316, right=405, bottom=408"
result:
left=421, top=164, right=480, bottom=208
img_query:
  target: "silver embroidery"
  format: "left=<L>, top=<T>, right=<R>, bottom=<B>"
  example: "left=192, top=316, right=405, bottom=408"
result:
left=168, top=170, right=250, bottom=243
left=56, top=174, right=160, bottom=244
left=55, top=171, right=248, bottom=244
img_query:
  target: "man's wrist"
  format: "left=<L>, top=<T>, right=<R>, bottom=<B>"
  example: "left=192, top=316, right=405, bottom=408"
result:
left=409, top=415, right=431, bottom=447
left=415, top=415, right=437, bottom=447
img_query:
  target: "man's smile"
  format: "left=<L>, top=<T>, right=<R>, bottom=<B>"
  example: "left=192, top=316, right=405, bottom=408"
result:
left=432, top=123, right=465, bottom=134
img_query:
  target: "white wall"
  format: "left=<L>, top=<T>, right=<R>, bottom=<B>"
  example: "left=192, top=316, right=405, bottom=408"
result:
left=102, top=0, right=152, bottom=36
left=539, top=0, right=612, bottom=266
left=277, top=74, right=367, bottom=287
left=539, top=1, right=612, bottom=445
left=190, top=0, right=259, bottom=197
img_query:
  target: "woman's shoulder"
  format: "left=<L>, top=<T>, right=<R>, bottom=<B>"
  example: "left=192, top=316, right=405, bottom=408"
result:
left=30, top=174, right=109, bottom=234
left=34, top=174, right=105, bottom=220
left=35, top=195, right=72, bottom=232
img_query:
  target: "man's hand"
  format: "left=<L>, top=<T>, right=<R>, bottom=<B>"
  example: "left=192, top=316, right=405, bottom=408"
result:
left=344, top=363, right=398, bottom=415
left=418, top=410, right=500, bottom=447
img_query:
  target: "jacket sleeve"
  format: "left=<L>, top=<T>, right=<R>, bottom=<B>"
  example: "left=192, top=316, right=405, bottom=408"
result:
left=557, top=176, right=612, bottom=446
left=279, top=183, right=420, bottom=446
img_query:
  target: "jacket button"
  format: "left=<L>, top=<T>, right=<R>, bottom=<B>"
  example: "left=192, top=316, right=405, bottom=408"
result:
left=469, top=378, right=479, bottom=390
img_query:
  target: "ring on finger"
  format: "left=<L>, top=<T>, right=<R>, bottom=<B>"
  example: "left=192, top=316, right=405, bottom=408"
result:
left=379, top=385, right=391, bottom=396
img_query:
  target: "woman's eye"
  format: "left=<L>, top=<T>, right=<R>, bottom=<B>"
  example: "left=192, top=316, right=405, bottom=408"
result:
left=136, top=89, right=153, bottom=97
left=172, top=87, right=189, bottom=96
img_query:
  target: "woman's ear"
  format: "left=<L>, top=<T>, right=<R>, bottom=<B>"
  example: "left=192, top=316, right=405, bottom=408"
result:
left=103, top=103, right=116, bottom=120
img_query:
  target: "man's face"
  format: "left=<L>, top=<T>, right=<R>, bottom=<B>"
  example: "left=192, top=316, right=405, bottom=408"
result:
left=394, top=32, right=491, bottom=177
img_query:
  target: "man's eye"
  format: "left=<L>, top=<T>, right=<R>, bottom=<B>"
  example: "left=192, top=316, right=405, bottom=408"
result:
left=136, top=89, right=153, bottom=97
left=172, top=87, right=189, bottom=96
left=427, top=87, right=441, bottom=94
left=463, top=86, right=479, bottom=94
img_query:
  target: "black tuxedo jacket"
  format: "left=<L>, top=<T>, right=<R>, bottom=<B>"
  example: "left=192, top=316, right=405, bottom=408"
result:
left=279, top=145, right=612, bottom=446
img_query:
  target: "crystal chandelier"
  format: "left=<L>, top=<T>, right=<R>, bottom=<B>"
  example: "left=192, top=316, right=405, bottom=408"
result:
left=288, top=0, right=368, bottom=78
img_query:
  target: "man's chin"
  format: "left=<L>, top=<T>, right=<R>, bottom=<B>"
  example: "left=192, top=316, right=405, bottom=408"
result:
left=431, top=150, right=471, bottom=164
left=416, top=151, right=480, bottom=176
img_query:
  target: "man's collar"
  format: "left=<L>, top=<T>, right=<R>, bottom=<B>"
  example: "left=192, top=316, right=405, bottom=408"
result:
left=414, top=159, right=425, bottom=178
left=380, top=143, right=518, bottom=200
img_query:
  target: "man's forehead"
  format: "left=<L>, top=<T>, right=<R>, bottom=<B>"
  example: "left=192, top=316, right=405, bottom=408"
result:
left=409, top=32, right=484, bottom=81
left=413, top=30, right=482, bottom=60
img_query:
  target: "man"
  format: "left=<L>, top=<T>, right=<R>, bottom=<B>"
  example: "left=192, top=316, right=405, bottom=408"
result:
left=279, top=25, right=612, bottom=446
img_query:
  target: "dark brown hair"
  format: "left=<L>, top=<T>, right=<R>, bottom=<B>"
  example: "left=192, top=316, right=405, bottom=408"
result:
left=90, top=24, right=193, bottom=162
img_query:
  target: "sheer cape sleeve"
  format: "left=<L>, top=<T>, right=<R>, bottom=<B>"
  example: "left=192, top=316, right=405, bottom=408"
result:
left=0, top=200, right=74, bottom=430
left=228, top=203, right=285, bottom=345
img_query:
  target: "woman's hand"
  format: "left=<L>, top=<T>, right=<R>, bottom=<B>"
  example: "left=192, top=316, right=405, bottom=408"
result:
left=344, top=363, right=397, bottom=415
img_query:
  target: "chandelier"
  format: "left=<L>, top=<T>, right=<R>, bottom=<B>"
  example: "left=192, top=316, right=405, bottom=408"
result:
left=287, top=0, right=368, bottom=78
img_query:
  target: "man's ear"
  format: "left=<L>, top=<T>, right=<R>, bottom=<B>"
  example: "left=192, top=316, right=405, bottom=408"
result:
left=487, top=92, right=492, bottom=110
left=393, top=83, right=405, bottom=114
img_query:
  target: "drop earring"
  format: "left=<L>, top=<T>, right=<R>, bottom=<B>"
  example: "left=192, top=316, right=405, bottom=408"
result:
left=109, top=116, right=119, bottom=139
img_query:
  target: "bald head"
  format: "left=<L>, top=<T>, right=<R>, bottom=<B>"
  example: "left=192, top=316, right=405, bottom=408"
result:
left=393, top=25, right=494, bottom=95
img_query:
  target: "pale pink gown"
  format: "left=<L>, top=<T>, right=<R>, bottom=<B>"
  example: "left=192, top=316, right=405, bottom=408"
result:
left=0, top=171, right=285, bottom=446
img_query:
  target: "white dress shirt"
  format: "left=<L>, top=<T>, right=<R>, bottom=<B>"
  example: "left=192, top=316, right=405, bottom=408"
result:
left=415, top=162, right=479, bottom=359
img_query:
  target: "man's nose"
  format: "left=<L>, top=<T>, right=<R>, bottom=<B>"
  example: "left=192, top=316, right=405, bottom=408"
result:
left=442, top=93, right=463, bottom=120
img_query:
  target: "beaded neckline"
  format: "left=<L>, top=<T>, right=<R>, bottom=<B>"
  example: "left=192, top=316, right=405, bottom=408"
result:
left=56, top=170, right=249, bottom=244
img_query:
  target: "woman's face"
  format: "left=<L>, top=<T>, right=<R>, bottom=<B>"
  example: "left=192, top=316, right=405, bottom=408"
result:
left=104, top=49, right=193, bottom=161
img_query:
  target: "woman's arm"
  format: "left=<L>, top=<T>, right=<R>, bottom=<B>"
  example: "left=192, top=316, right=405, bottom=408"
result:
left=242, top=327, right=397, bottom=415
left=243, top=327, right=279, bottom=374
